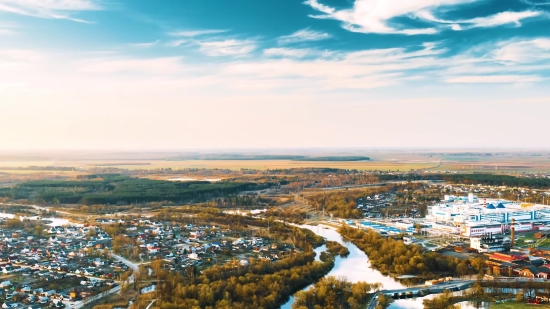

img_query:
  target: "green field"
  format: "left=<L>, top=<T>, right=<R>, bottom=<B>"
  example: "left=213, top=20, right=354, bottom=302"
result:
left=493, top=302, right=546, bottom=309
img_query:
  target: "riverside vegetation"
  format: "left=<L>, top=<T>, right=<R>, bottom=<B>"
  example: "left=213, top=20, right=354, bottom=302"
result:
left=338, top=224, right=475, bottom=278
left=292, top=276, right=381, bottom=309
left=149, top=247, right=345, bottom=308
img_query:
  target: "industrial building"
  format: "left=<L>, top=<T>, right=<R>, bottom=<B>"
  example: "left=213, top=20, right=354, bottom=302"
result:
left=428, top=199, right=540, bottom=224
left=426, top=194, right=550, bottom=236
left=470, top=233, right=509, bottom=253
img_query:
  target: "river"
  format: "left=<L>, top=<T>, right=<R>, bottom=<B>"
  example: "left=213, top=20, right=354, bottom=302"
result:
left=281, top=224, right=407, bottom=309
left=281, top=224, right=482, bottom=309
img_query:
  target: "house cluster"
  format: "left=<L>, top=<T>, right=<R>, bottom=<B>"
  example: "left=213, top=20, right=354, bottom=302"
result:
left=112, top=219, right=288, bottom=271
left=0, top=225, right=123, bottom=308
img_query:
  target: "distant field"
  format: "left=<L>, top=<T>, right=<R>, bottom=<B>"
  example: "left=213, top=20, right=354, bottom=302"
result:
left=0, top=152, right=549, bottom=172
left=83, top=160, right=438, bottom=171
left=0, top=159, right=437, bottom=171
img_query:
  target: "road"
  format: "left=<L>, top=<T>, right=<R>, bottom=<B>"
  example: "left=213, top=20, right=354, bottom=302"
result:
left=112, top=253, right=139, bottom=271
left=69, top=285, right=122, bottom=309
left=146, top=299, right=157, bottom=309
left=367, top=293, right=378, bottom=309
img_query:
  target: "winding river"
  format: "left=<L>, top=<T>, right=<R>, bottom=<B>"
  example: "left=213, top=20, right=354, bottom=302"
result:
left=281, top=225, right=481, bottom=309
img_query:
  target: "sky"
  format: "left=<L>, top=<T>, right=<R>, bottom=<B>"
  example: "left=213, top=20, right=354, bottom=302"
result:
left=1, top=0, right=550, bottom=150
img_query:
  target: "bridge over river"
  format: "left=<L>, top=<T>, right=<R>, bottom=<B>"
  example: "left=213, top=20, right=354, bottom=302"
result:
left=367, top=280, right=475, bottom=309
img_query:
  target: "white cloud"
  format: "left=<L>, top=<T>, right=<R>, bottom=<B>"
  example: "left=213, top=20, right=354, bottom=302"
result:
left=305, top=0, right=471, bottom=35
left=418, top=10, right=542, bottom=30
left=464, top=11, right=541, bottom=28
left=264, top=47, right=332, bottom=58
left=492, top=38, right=550, bottom=63
left=0, top=0, right=100, bottom=22
left=277, top=28, right=331, bottom=44
left=1, top=37, right=547, bottom=99
left=446, top=75, right=543, bottom=83
left=198, top=39, right=256, bottom=56
left=129, top=40, right=160, bottom=49
left=166, top=39, right=191, bottom=47
left=306, top=0, right=541, bottom=35
left=169, top=29, right=228, bottom=37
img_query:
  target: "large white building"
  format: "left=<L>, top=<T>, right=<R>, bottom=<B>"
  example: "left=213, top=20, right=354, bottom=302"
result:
left=428, top=196, right=547, bottom=224
left=426, top=194, right=550, bottom=236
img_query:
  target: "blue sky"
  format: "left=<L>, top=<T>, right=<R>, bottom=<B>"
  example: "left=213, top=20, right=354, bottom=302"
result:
left=1, top=0, right=550, bottom=150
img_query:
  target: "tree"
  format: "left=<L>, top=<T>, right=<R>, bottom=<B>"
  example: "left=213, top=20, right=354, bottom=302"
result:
left=414, top=223, right=422, bottom=234
left=516, top=290, right=524, bottom=302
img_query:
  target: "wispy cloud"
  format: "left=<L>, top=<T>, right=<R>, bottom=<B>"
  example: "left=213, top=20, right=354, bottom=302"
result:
left=277, top=28, right=331, bottom=44
left=492, top=38, right=550, bottom=63
left=306, top=0, right=541, bottom=35
left=2, top=37, right=547, bottom=96
left=418, top=10, right=542, bottom=30
left=521, top=0, right=550, bottom=5
left=169, top=29, right=228, bottom=37
left=446, top=75, right=543, bottom=83
left=166, top=29, right=230, bottom=48
left=166, top=39, right=191, bottom=47
left=264, top=48, right=317, bottom=58
left=304, top=0, right=463, bottom=35
left=129, top=40, right=160, bottom=49
left=0, top=0, right=100, bottom=23
left=0, top=21, right=16, bottom=35
left=198, top=39, right=256, bottom=56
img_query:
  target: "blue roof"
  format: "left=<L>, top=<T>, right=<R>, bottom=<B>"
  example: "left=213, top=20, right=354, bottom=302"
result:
left=486, top=204, right=496, bottom=209
left=497, top=203, right=506, bottom=209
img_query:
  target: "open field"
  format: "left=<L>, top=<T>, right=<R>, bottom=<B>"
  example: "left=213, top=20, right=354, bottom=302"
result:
left=0, top=159, right=439, bottom=171
left=0, top=150, right=549, bottom=172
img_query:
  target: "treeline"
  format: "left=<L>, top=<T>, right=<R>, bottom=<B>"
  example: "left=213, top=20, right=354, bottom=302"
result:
left=293, top=156, right=370, bottom=162
left=293, top=276, right=380, bottom=309
left=206, top=195, right=280, bottom=208
left=151, top=248, right=340, bottom=308
left=166, top=154, right=370, bottom=161
left=380, top=173, right=550, bottom=189
left=0, top=166, right=76, bottom=171
left=0, top=176, right=269, bottom=205
left=338, top=225, right=470, bottom=278
left=424, top=280, right=550, bottom=309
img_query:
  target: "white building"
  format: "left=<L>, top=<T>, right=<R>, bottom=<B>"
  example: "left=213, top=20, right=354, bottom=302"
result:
left=427, top=196, right=542, bottom=224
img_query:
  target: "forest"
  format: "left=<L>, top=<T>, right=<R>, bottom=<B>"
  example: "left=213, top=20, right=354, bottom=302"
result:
left=292, top=276, right=381, bottom=309
left=0, top=175, right=268, bottom=205
left=338, top=225, right=472, bottom=278
left=147, top=245, right=342, bottom=308
left=380, top=173, right=550, bottom=189
left=304, top=187, right=391, bottom=218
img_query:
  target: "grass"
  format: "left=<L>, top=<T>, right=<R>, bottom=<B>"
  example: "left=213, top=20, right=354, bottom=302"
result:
left=492, top=302, right=546, bottom=309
